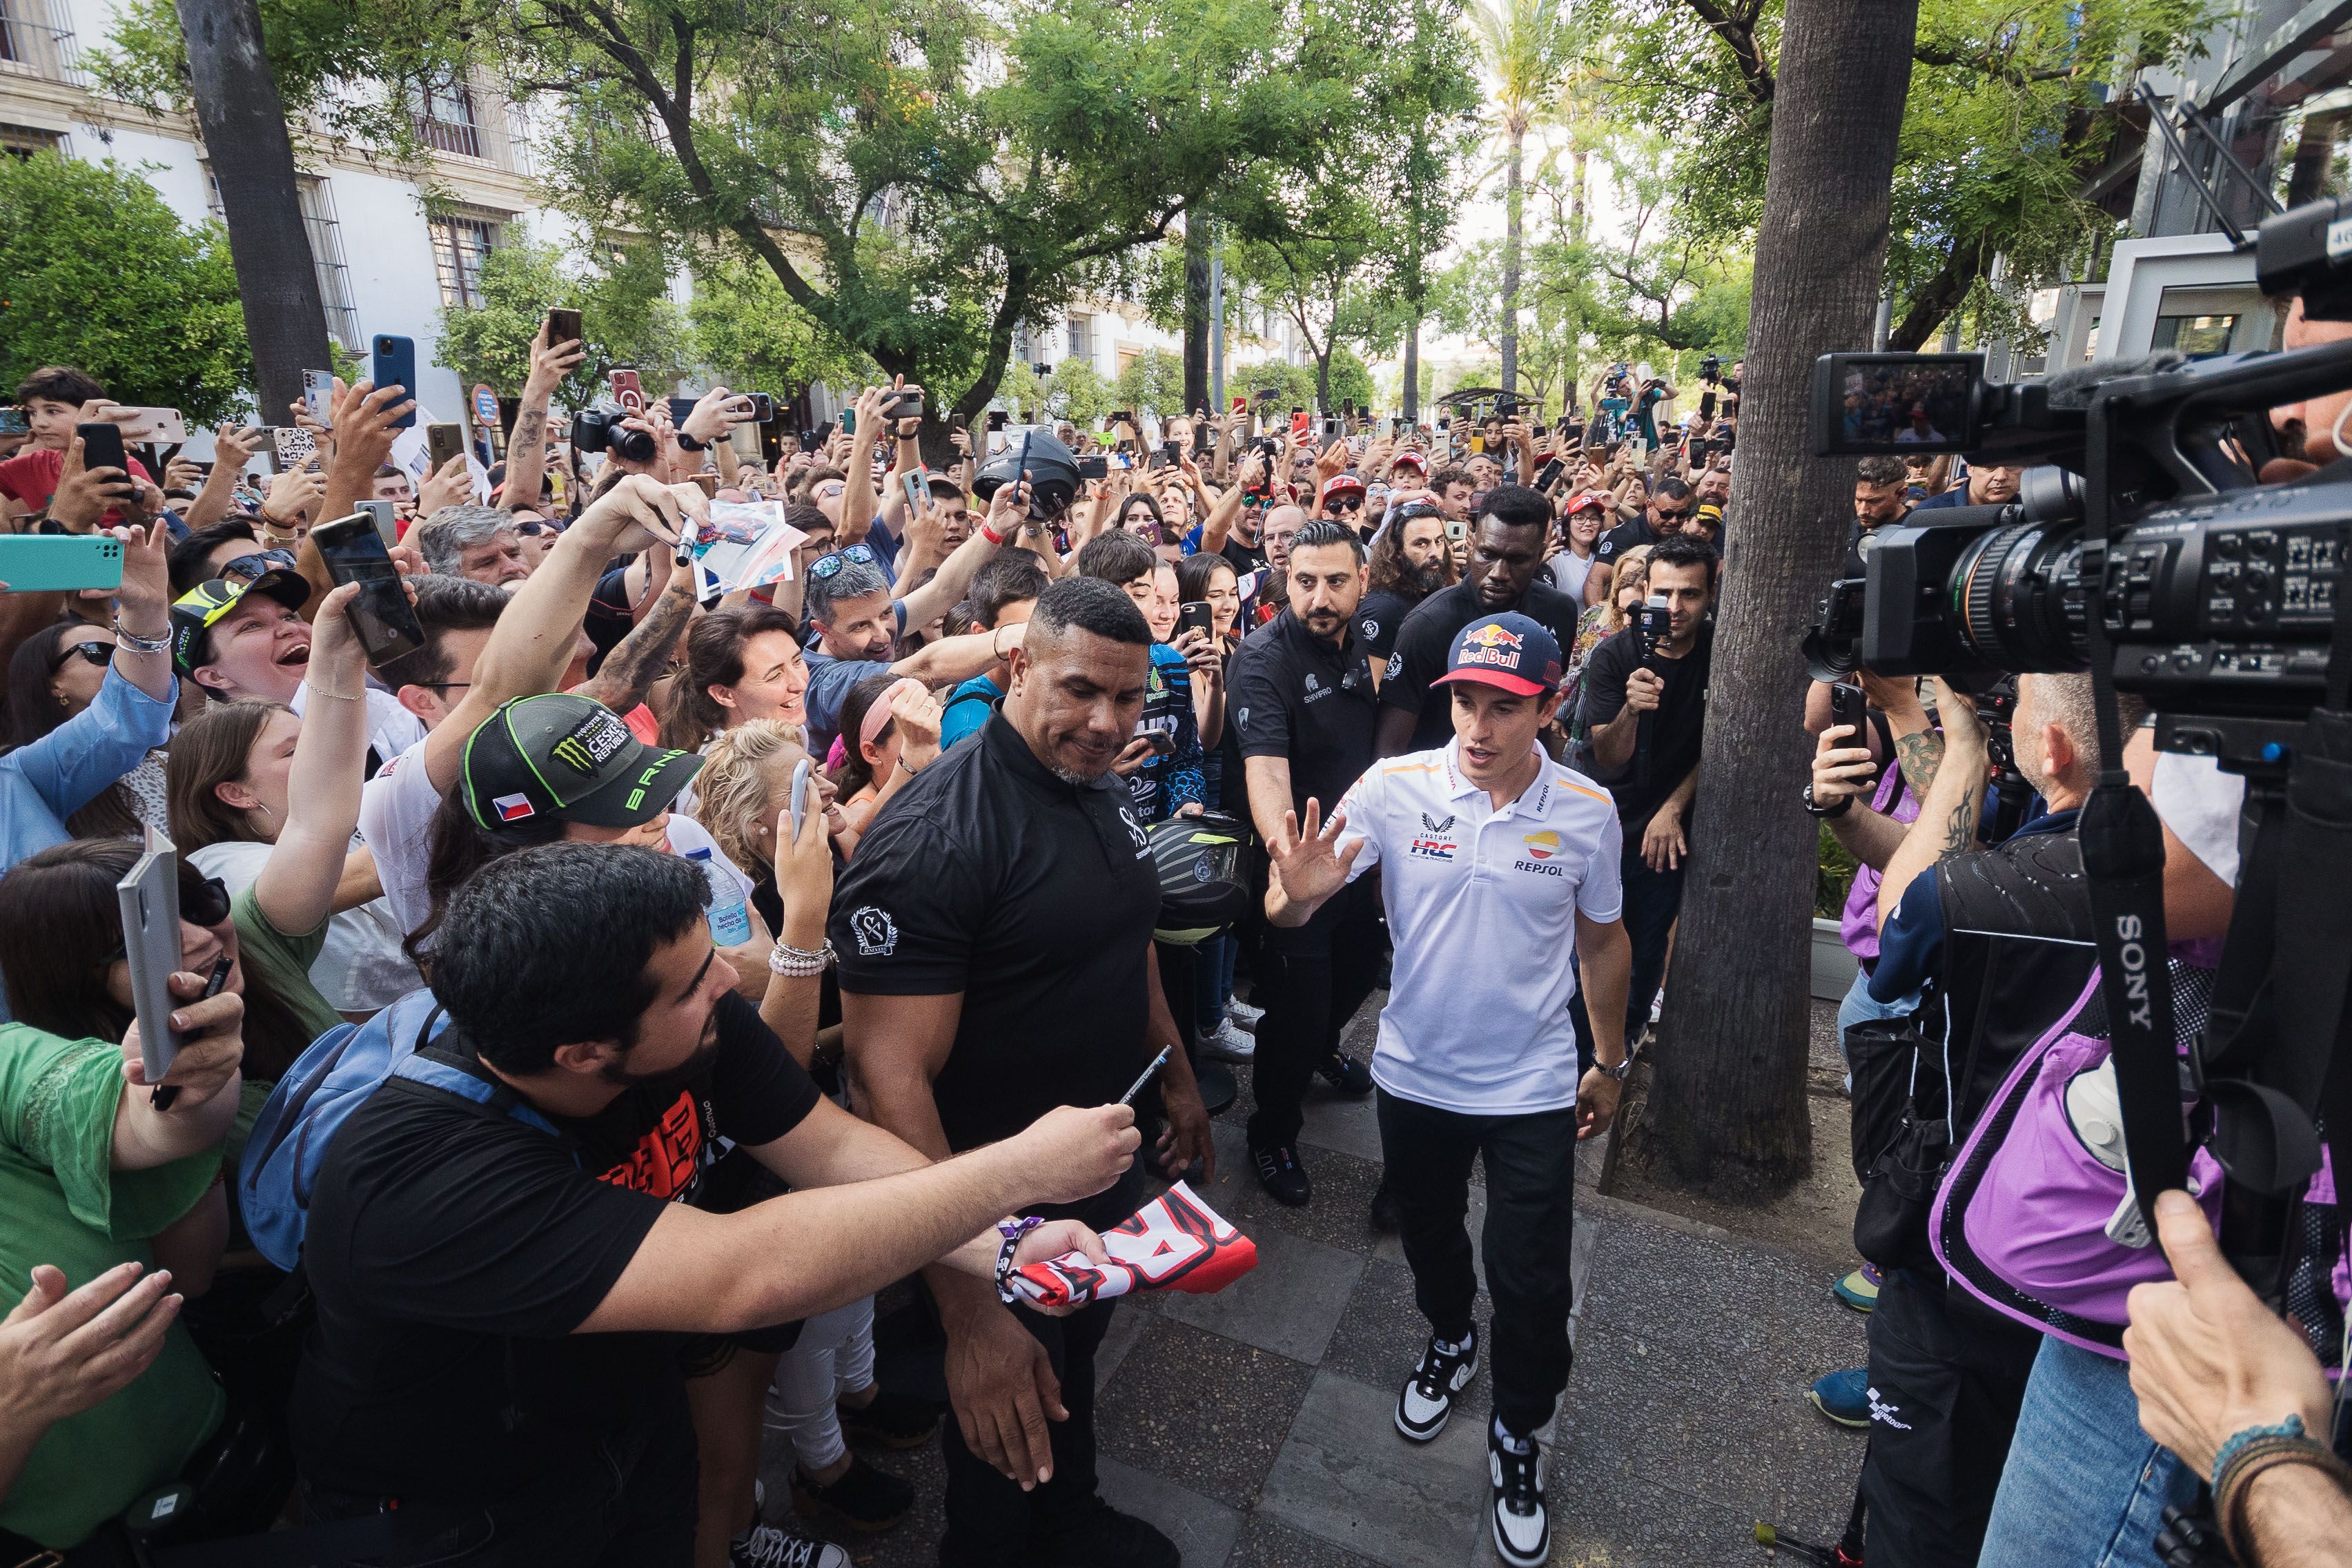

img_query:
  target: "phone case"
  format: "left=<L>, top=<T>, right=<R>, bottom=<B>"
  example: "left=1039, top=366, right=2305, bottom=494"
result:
left=370, top=335, right=418, bottom=429
left=271, top=426, right=317, bottom=469
left=116, top=839, right=184, bottom=1089
left=0, top=535, right=125, bottom=591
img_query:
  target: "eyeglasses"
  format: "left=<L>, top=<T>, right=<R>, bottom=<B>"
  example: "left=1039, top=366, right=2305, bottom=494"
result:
left=807, top=544, right=879, bottom=580
left=220, top=549, right=296, bottom=582
left=50, top=640, right=112, bottom=671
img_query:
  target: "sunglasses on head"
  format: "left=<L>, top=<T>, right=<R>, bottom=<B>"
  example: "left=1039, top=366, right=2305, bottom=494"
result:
left=51, top=639, right=112, bottom=671
left=221, top=549, right=297, bottom=582
left=807, top=543, right=879, bottom=579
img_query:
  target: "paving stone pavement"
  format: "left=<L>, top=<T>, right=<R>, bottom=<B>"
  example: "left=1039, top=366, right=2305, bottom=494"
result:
left=760, top=998, right=1870, bottom=1566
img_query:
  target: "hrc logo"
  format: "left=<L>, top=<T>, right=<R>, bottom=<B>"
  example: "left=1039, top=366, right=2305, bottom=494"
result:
left=1409, top=837, right=1456, bottom=861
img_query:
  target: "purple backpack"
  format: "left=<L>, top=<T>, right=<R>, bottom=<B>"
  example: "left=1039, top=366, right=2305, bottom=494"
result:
left=1933, top=957, right=2349, bottom=1362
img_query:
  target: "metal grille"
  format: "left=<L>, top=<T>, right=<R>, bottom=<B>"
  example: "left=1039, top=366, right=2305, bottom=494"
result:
left=429, top=208, right=506, bottom=308
left=0, top=0, right=76, bottom=84
left=411, top=77, right=482, bottom=159
left=0, top=120, right=63, bottom=157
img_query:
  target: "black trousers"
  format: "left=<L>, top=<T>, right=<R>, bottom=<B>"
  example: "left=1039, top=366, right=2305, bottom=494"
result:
left=1247, top=875, right=1384, bottom=1152
left=937, top=1295, right=1118, bottom=1567
left=1857, top=1266, right=2041, bottom=1568
left=1569, top=850, right=1683, bottom=1070
left=1376, top=1088, right=1579, bottom=1438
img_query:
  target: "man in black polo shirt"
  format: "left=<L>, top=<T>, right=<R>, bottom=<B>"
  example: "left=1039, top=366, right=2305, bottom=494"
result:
left=1229, top=520, right=1381, bottom=1206
left=1376, top=485, right=1582, bottom=756
left=1570, top=532, right=1718, bottom=1063
left=834, top=576, right=1214, bottom=1568
left=1583, top=475, right=1694, bottom=609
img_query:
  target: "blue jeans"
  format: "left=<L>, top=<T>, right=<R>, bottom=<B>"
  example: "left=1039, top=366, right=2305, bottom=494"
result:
left=1975, top=1338, right=2198, bottom=1568
left=1193, top=933, right=1237, bottom=1029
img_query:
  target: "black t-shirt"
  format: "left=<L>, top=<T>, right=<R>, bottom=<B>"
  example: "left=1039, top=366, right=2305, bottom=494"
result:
left=1592, top=516, right=1655, bottom=568
left=585, top=564, right=636, bottom=675
left=291, top=991, right=821, bottom=1502
left=829, top=713, right=1162, bottom=1184
left=1353, top=589, right=1418, bottom=665
left=1574, top=620, right=1714, bottom=840
left=1220, top=533, right=1268, bottom=576
left=1380, top=578, right=1584, bottom=753
left=1228, top=607, right=1379, bottom=819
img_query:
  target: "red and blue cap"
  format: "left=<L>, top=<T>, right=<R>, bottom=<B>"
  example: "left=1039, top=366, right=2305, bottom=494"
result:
left=1432, top=612, right=1562, bottom=697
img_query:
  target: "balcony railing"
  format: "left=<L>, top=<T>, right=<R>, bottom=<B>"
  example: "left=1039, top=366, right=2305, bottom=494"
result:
left=0, top=0, right=79, bottom=86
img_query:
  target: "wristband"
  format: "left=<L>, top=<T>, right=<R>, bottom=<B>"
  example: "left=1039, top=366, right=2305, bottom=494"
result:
left=2213, top=1415, right=2308, bottom=1490
left=2214, top=1419, right=2352, bottom=1563
left=1801, top=783, right=1852, bottom=819
left=994, top=1215, right=1044, bottom=1305
left=675, top=430, right=708, bottom=452
left=979, top=520, right=1008, bottom=547
left=111, top=620, right=170, bottom=655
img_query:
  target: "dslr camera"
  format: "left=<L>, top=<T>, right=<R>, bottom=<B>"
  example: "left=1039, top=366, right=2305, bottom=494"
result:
left=570, top=402, right=658, bottom=465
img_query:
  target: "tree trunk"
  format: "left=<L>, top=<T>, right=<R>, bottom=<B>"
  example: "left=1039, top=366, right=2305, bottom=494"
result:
left=1619, top=0, right=1918, bottom=1199
left=176, top=0, right=331, bottom=422
left=1184, top=221, right=1212, bottom=415
left=1314, top=347, right=1332, bottom=415
left=1500, top=123, right=1524, bottom=395
left=1570, top=145, right=1589, bottom=242
left=1403, top=316, right=1421, bottom=422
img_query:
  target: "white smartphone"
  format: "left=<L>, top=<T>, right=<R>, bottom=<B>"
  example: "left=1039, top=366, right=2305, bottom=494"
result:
left=302, top=369, right=335, bottom=431
left=356, top=499, right=399, bottom=545
left=116, top=832, right=184, bottom=1092
left=789, top=756, right=813, bottom=839
left=121, top=407, right=188, bottom=445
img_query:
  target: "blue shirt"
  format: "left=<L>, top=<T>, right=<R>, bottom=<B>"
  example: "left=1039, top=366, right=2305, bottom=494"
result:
left=941, top=674, right=1001, bottom=749
left=1869, top=808, right=2078, bottom=1002
left=802, top=604, right=910, bottom=752
left=0, top=664, right=175, bottom=871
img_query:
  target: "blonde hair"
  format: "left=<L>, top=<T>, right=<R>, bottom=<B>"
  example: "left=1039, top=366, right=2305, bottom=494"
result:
left=693, top=720, right=811, bottom=877
left=1603, top=545, right=1654, bottom=634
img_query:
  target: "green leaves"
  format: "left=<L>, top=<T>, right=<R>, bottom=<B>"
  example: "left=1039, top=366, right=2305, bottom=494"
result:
left=433, top=239, right=690, bottom=412
left=0, top=154, right=253, bottom=426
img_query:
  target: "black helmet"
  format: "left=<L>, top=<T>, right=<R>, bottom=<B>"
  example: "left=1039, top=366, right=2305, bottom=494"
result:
left=1148, top=812, right=1253, bottom=945
left=972, top=426, right=1080, bottom=520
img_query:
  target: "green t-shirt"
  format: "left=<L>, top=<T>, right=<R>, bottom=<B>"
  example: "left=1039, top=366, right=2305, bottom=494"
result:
left=0, top=1026, right=226, bottom=1548
left=230, top=883, right=340, bottom=1045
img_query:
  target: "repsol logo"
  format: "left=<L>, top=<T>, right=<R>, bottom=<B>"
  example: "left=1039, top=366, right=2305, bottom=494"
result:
left=2114, top=913, right=2153, bottom=1029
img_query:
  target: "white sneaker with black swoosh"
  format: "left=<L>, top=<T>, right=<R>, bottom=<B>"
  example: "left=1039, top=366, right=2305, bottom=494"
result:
left=1489, top=1424, right=1549, bottom=1568
left=1393, top=1327, right=1478, bottom=1442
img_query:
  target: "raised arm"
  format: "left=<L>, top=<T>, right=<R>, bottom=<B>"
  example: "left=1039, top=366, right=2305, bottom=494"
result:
left=255, top=584, right=371, bottom=938
left=502, top=324, right=586, bottom=516
left=837, top=386, right=887, bottom=546
left=1876, top=678, right=1989, bottom=932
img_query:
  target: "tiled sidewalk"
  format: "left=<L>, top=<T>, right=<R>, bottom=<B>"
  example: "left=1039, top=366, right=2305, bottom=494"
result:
left=765, top=1005, right=1870, bottom=1567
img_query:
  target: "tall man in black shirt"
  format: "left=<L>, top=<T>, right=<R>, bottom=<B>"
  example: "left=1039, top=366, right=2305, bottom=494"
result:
left=1570, top=533, right=1718, bottom=1063
left=1376, top=486, right=1583, bottom=756
left=1229, top=520, right=1382, bottom=1206
left=835, top=576, right=1215, bottom=1568
left=294, top=845, right=1138, bottom=1568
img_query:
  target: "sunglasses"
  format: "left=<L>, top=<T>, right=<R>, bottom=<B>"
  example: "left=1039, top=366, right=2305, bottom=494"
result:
left=1328, top=494, right=1364, bottom=512
left=1654, top=507, right=1693, bottom=522
left=108, top=874, right=234, bottom=961
left=807, top=543, right=879, bottom=579
left=51, top=640, right=112, bottom=671
left=220, top=549, right=297, bottom=582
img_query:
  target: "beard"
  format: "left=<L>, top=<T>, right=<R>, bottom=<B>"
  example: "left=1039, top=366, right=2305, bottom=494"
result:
left=601, top=1026, right=721, bottom=1094
left=1406, top=561, right=1448, bottom=599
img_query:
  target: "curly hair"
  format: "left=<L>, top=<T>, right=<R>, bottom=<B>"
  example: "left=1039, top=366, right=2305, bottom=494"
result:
left=693, top=719, right=810, bottom=879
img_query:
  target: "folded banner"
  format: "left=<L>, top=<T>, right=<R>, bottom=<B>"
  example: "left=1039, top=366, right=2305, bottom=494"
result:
left=1007, top=1182, right=1257, bottom=1310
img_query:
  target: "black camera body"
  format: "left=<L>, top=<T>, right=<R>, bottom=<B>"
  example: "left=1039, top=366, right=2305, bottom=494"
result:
left=1700, top=354, right=1723, bottom=384
left=1803, top=340, right=2352, bottom=726
left=570, top=402, right=657, bottom=465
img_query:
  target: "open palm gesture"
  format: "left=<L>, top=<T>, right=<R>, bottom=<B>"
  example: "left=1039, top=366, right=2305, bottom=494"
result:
left=1268, top=796, right=1360, bottom=910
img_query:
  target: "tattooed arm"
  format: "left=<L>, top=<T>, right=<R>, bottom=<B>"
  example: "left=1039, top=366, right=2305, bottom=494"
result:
left=504, top=321, right=586, bottom=516
left=577, top=554, right=696, bottom=717
left=1875, top=678, right=1990, bottom=934
left=1861, top=668, right=1943, bottom=796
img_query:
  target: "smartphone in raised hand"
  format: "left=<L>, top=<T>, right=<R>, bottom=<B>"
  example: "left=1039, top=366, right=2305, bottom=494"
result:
left=302, top=369, right=335, bottom=431
left=545, top=306, right=583, bottom=347
left=117, top=832, right=184, bottom=1095
left=426, top=422, right=467, bottom=476
left=371, top=335, right=418, bottom=429
left=1828, top=680, right=1868, bottom=740
left=311, top=511, right=426, bottom=668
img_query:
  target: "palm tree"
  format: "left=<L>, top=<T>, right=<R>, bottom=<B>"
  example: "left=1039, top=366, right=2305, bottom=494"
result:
left=1464, top=0, right=1570, bottom=397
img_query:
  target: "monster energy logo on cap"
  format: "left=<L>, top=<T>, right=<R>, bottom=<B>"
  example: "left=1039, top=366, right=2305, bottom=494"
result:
left=459, top=692, right=704, bottom=832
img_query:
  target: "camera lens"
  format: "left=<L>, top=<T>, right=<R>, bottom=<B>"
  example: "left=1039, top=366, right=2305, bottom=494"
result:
left=1948, top=522, right=2090, bottom=673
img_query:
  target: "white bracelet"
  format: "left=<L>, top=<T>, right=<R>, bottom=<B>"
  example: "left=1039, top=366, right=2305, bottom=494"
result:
left=767, top=938, right=834, bottom=977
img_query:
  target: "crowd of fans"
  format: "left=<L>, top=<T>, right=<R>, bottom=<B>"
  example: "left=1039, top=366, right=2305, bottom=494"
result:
left=0, top=331, right=2343, bottom=1568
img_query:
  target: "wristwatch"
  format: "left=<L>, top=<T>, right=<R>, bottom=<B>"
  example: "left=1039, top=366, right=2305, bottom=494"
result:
left=1598, top=1054, right=1634, bottom=1082
left=1801, top=783, right=1852, bottom=819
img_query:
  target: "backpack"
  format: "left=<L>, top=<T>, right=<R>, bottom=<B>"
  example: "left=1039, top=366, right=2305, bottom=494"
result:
left=237, top=987, right=569, bottom=1271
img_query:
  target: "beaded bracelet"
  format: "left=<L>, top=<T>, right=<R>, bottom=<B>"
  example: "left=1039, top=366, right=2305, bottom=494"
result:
left=766, top=938, right=834, bottom=977
left=994, top=1215, right=1044, bottom=1305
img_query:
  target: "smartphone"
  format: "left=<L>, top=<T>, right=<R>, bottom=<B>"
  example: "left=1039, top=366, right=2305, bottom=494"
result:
left=986, top=409, right=1008, bottom=432
left=1318, top=415, right=1342, bottom=440
left=1467, top=434, right=1485, bottom=455
left=1290, top=409, right=1309, bottom=439
left=0, top=534, right=124, bottom=591
left=609, top=368, right=644, bottom=414
left=355, top=498, right=399, bottom=545
left=1828, top=680, right=1868, bottom=740
left=426, top=422, right=466, bottom=476
left=1496, top=394, right=1519, bottom=421
left=902, top=470, right=934, bottom=511
left=797, top=429, right=823, bottom=453
left=269, top=426, right=317, bottom=470
left=1700, top=389, right=1718, bottom=420
left=1161, top=439, right=1182, bottom=468
left=880, top=387, right=923, bottom=422
left=117, top=407, right=188, bottom=447
left=1445, top=516, right=1467, bottom=542
left=1141, top=729, right=1176, bottom=758
left=311, top=511, right=427, bottom=667
left=302, top=369, right=335, bottom=431
left=1178, top=600, right=1215, bottom=640
left=839, top=407, right=856, bottom=437
left=545, top=306, right=583, bottom=347
left=0, top=408, right=27, bottom=436
left=1533, top=458, right=1566, bottom=491
left=1076, top=455, right=1108, bottom=480
left=745, top=393, right=774, bottom=423
left=117, top=834, right=184, bottom=1095
left=77, top=421, right=128, bottom=476
left=371, top=335, right=418, bottom=429
left=789, top=756, right=813, bottom=840
left=666, top=396, right=700, bottom=428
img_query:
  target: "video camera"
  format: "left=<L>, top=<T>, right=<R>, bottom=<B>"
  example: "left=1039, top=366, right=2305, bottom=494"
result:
left=570, top=402, right=658, bottom=465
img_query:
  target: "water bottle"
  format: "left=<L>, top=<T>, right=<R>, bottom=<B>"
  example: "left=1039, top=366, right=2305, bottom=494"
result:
left=687, top=847, right=754, bottom=946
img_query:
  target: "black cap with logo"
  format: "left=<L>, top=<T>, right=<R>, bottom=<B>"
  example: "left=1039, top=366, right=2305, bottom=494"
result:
left=458, top=692, right=703, bottom=831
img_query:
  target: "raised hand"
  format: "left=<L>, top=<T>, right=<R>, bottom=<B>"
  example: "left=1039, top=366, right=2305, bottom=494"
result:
left=1267, top=796, right=1360, bottom=911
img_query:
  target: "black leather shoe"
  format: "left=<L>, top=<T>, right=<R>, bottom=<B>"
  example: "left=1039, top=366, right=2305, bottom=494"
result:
left=1030, top=1498, right=1181, bottom=1567
left=1317, top=1052, right=1374, bottom=1096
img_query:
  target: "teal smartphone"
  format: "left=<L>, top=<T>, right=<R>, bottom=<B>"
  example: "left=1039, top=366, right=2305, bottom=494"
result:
left=0, top=534, right=125, bottom=591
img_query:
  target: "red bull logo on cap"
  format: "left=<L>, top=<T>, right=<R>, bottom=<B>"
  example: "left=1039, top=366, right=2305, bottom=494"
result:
left=1461, top=623, right=1524, bottom=652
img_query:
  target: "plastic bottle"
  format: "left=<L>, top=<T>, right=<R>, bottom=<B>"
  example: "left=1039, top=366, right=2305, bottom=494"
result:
left=687, top=847, right=754, bottom=946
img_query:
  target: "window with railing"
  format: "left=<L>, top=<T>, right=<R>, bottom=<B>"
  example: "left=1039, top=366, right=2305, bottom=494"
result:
left=429, top=207, right=507, bottom=308
left=0, top=0, right=77, bottom=84
left=202, top=169, right=360, bottom=349
left=1066, top=314, right=1092, bottom=363
left=410, top=75, right=482, bottom=159
left=0, top=121, right=63, bottom=158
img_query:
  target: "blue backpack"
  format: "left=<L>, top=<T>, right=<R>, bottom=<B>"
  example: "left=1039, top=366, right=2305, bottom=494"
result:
left=238, top=986, right=569, bottom=1271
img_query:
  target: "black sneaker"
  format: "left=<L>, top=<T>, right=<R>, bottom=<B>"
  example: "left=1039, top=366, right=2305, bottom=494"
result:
left=1317, top=1052, right=1374, bottom=1096
left=1393, top=1328, right=1478, bottom=1442
left=1030, top=1497, right=1179, bottom=1568
left=793, top=1456, right=914, bottom=1532
left=1488, top=1426, right=1549, bottom=1568
left=839, top=1386, right=939, bottom=1449
left=1252, top=1141, right=1311, bottom=1206
left=1369, top=1183, right=1400, bottom=1234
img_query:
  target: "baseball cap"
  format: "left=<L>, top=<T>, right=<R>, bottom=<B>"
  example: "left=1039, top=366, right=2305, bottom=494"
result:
left=1565, top=491, right=1607, bottom=516
left=1431, top=612, right=1562, bottom=698
left=1694, top=502, right=1725, bottom=533
left=1391, top=450, right=1428, bottom=476
left=458, top=692, right=703, bottom=831
left=1319, top=473, right=1365, bottom=504
left=170, top=571, right=310, bottom=676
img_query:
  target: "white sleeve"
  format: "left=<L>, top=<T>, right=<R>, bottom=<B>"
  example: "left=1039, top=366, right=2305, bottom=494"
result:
left=1334, top=767, right=1383, bottom=883
left=359, top=736, right=442, bottom=938
left=1575, top=812, right=1625, bottom=923
left=2150, top=752, right=2244, bottom=888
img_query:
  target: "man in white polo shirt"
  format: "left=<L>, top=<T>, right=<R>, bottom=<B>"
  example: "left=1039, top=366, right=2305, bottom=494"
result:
left=1264, top=610, right=1632, bottom=1568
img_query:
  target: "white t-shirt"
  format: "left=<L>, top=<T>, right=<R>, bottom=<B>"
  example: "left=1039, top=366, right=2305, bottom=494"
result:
left=360, top=733, right=758, bottom=943
left=291, top=680, right=425, bottom=770
left=2151, top=751, right=2244, bottom=888
left=1547, top=550, right=1597, bottom=603
left=188, top=838, right=422, bottom=1012
left=1335, top=741, right=1625, bottom=1114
